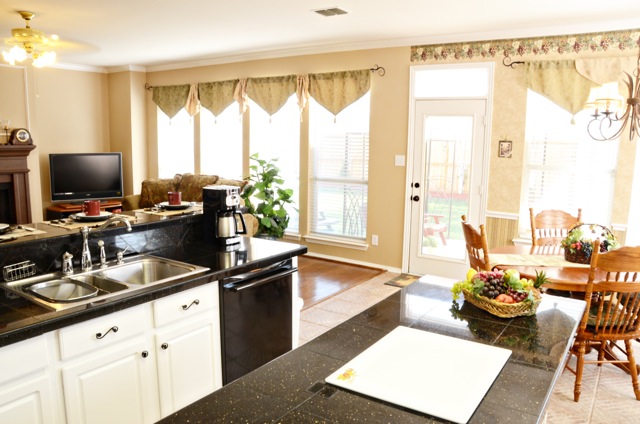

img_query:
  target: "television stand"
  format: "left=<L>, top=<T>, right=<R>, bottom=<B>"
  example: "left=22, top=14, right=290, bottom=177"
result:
left=46, top=200, right=123, bottom=220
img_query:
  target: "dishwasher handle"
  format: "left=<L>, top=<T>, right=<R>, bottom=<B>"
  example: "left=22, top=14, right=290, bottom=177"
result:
left=223, top=268, right=296, bottom=292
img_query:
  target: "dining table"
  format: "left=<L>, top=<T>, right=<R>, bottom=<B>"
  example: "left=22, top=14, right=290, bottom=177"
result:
left=490, top=243, right=640, bottom=375
left=490, top=244, right=594, bottom=293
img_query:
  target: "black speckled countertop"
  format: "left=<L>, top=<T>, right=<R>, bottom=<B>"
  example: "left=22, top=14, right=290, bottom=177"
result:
left=159, top=280, right=585, bottom=424
left=0, top=211, right=306, bottom=348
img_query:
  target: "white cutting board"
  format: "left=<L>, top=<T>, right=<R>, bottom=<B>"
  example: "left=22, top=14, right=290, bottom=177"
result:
left=325, top=326, right=511, bottom=423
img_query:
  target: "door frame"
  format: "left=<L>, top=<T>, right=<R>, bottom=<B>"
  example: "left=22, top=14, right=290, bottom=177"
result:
left=402, top=62, right=494, bottom=274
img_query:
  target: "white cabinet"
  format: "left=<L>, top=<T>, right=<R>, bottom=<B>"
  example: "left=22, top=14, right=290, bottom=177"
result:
left=0, top=335, right=59, bottom=424
left=0, top=281, right=222, bottom=424
left=58, top=305, right=160, bottom=424
left=153, top=283, right=221, bottom=418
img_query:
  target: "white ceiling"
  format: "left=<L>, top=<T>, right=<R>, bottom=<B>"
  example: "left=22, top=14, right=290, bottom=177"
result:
left=1, top=1, right=640, bottom=71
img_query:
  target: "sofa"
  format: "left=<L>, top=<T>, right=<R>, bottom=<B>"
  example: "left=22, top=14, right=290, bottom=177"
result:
left=122, top=173, right=258, bottom=236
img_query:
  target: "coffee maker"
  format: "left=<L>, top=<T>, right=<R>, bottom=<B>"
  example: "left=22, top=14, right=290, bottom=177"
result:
left=203, top=185, right=247, bottom=246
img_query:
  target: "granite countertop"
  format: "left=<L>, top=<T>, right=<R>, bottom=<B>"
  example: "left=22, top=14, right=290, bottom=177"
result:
left=160, top=279, right=586, bottom=424
left=0, top=211, right=307, bottom=348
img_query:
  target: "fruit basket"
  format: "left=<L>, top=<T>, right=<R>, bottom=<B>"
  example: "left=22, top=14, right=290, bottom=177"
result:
left=560, top=223, right=619, bottom=264
left=461, top=287, right=541, bottom=318
left=452, top=269, right=545, bottom=319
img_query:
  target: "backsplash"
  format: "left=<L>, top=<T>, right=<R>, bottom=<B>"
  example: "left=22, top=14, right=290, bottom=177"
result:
left=0, top=217, right=203, bottom=281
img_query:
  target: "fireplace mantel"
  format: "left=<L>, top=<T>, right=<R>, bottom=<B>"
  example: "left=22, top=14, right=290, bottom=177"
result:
left=0, top=144, right=37, bottom=224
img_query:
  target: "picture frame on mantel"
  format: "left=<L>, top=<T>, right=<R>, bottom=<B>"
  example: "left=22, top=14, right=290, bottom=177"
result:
left=498, top=140, right=512, bottom=158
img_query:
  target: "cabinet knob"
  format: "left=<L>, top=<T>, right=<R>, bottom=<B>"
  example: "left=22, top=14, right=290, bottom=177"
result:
left=141, top=351, right=149, bottom=358
left=412, top=195, right=420, bottom=202
left=161, top=343, right=169, bottom=350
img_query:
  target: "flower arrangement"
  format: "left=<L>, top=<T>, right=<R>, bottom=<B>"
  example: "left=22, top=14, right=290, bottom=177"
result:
left=560, top=223, right=619, bottom=264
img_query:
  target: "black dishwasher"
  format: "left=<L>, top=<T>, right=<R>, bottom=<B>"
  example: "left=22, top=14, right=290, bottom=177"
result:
left=219, top=259, right=295, bottom=384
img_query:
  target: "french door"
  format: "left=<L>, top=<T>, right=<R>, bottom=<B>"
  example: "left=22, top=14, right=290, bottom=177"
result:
left=407, top=99, right=488, bottom=278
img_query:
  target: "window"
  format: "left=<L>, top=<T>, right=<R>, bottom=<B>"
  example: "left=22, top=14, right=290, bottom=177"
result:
left=157, top=109, right=194, bottom=178
left=249, top=95, right=300, bottom=234
left=200, top=105, right=243, bottom=180
left=522, top=90, right=619, bottom=227
left=309, top=93, right=370, bottom=240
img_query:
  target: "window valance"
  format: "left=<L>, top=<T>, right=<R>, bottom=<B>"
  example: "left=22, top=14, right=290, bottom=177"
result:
left=150, top=68, right=372, bottom=119
left=309, top=69, right=371, bottom=116
left=152, top=84, right=191, bottom=119
left=524, top=60, right=597, bottom=115
left=198, top=79, right=239, bottom=116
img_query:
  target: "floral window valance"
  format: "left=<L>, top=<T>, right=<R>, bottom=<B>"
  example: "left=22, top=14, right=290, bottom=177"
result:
left=152, top=84, right=191, bottom=119
left=150, top=68, right=372, bottom=119
left=524, top=60, right=597, bottom=115
left=309, top=69, right=371, bottom=116
left=410, top=29, right=640, bottom=62
left=198, top=79, right=239, bottom=117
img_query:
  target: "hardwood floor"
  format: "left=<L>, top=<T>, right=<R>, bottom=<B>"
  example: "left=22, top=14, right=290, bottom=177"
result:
left=297, top=255, right=386, bottom=310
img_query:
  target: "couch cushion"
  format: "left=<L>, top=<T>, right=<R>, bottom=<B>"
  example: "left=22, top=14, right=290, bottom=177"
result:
left=139, top=175, right=181, bottom=208
left=178, top=173, right=220, bottom=202
left=215, top=177, right=248, bottom=189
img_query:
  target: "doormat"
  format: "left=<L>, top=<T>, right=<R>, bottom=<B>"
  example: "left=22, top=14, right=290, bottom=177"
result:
left=384, top=274, right=420, bottom=288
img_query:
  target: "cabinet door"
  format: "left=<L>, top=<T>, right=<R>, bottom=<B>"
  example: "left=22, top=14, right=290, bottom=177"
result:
left=155, top=316, right=222, bottom=418
left=0, top=375, right=58, bottom=424
left=61, top=340, right=159, bottom=424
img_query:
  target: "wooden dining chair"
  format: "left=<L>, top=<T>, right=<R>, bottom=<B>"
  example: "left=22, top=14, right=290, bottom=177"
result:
left=565, top=239, right=640, bottom=402
left=529, top=208, right=582, bottom=246
left=461, top=215, right=491, bottom=272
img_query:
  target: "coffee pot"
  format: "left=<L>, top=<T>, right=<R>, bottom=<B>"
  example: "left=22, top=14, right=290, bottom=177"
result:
left=203, top=185, right=248, bottom=246
left=216, top=210, right=247, bottom=239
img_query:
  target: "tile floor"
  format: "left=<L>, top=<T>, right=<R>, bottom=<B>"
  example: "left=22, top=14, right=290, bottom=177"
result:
left=298, top=271, right=640, bottom=424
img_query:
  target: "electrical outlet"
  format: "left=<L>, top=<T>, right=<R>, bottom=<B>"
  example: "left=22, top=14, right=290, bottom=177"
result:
left=372, top=235, right=379, bottom=246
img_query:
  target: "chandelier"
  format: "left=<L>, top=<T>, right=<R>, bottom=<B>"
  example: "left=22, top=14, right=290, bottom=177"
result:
left=2, top=11, right=57, bottom=68
left=587, top=45, right=640, bottom=142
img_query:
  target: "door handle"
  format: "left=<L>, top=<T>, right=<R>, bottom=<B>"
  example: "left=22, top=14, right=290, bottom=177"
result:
left=412, top=195, right=420, bottom=202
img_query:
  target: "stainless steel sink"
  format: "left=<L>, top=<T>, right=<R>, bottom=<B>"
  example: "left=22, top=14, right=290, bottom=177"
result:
left=97, top=258, right=200, bottom=285
left=2, top=255, right=209, bottom=312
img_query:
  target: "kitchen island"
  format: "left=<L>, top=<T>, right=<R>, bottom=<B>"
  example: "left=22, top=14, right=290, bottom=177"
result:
left=160, top=278, right=585, bottom=423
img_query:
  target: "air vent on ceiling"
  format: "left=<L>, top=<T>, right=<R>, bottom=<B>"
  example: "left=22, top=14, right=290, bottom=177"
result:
left=313, top=8, right=348, bottom=17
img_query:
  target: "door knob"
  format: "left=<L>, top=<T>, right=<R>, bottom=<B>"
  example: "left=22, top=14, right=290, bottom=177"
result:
left=412, top=195, right=420, bottom=202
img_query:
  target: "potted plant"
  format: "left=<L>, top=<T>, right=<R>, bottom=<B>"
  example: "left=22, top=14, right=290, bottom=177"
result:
left=241, top=154, right=294, bottom=239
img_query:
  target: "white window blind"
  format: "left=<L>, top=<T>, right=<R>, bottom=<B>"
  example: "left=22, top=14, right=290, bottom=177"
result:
left=157, top=109, right=194, bottom=178
left=249, top=95, right=300, bottom=234
left=200, top=105, right=243, bottom=180
left=309, top=93, right=370, bottom=240
left=523, top=89, right=619, bottom=226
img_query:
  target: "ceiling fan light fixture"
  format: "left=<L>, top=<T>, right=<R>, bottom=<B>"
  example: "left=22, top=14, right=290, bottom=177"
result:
left=2, top=11, right=57, bottom=67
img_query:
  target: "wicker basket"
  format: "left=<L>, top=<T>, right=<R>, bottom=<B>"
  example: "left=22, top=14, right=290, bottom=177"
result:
left=462, top=288, right=542, bottom=318
left=562, top=223, right=616, bottom=264
left=564, top=248, right=591, bottom=264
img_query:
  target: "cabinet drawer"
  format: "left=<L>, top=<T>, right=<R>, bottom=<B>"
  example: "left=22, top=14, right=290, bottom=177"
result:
left=153, top=283, right=217, bottom=328
left=58, top=304, right=149, bottom=361
left=0, top=335, right=50, bottom=386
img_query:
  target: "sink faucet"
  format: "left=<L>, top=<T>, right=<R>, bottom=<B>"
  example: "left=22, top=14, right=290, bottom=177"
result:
left=80, top=216, right=133, bottom=272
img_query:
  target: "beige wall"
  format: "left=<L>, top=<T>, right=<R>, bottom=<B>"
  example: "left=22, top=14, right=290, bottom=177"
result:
left=146, top=48, right=411, bottom=268
left=0, top=66, right=109, bottom=221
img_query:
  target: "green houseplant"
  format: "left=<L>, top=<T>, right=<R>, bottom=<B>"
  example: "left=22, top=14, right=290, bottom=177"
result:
left=241, top=154, right=294, bottom=239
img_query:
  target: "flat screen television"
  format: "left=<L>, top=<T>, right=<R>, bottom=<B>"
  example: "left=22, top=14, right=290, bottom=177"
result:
left=49, top=153, right=124, bottom=203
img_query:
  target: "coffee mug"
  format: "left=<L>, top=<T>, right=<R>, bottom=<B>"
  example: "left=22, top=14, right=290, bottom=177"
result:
left=168, top=191, right=182, bottom=205
left=82, top=200, right=101, bottom=216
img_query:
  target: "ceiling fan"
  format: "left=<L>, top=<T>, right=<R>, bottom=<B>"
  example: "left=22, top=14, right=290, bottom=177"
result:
left=2, top=11, right=57, bottom=67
